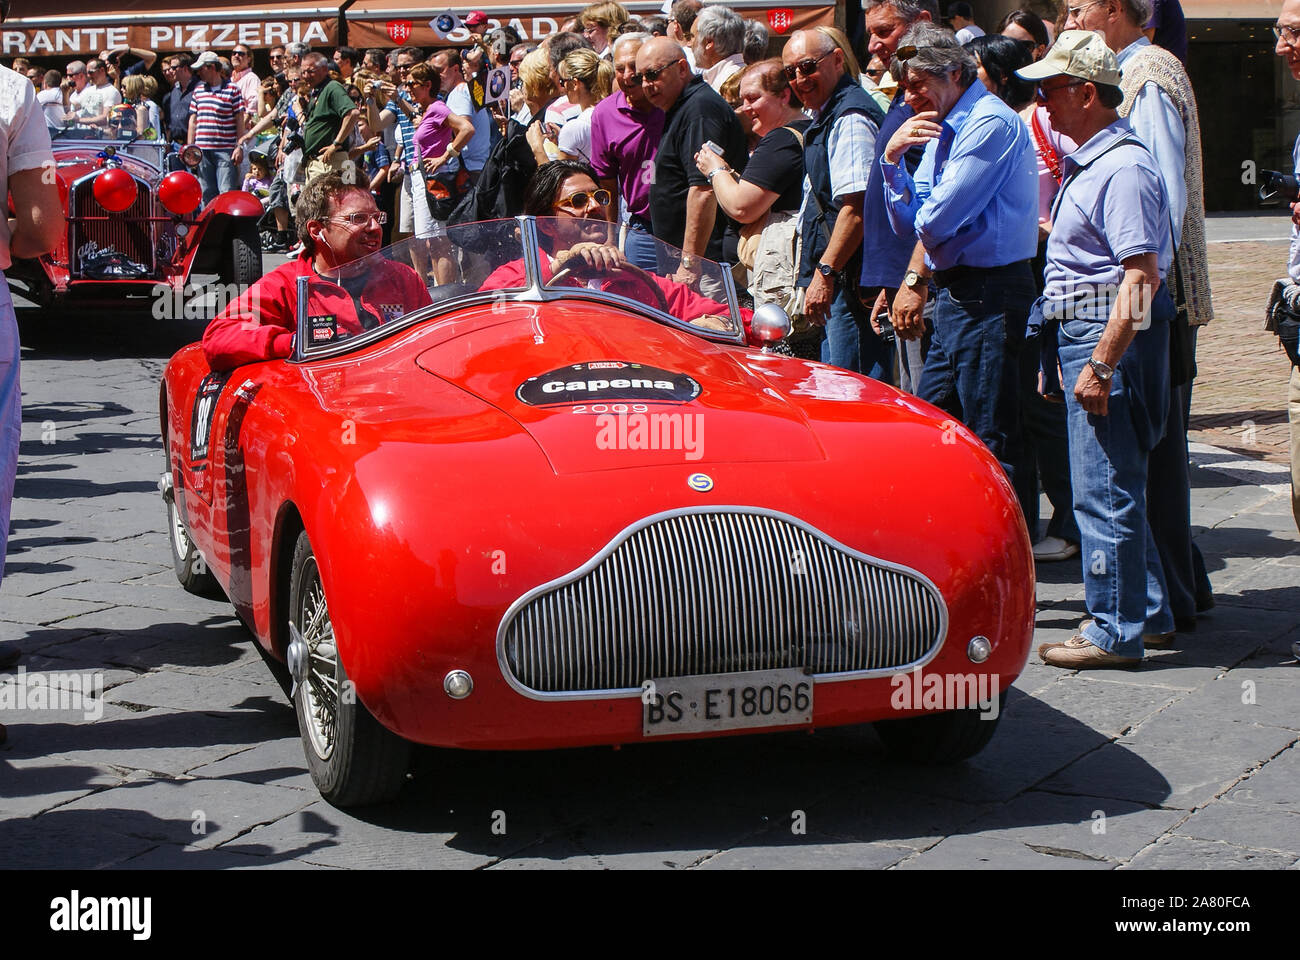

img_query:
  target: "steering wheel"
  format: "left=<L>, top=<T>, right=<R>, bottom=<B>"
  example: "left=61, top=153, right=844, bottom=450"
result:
left=549, top=257, right=672, bottom=315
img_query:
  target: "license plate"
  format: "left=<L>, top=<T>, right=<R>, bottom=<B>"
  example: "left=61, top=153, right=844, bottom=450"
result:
left=642, top=668, right=813, bottom=737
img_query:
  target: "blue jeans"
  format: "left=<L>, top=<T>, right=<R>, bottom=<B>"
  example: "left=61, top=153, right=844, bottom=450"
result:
left=198, top=147, right=238, bottom=205
left=0, top=278, right=18, bottom=584
left=1058, top=286, right=1175, bottom=656
left=820, top=284, right=893, bottom=380
left=919, top=263, right=1035, bottom=493
left=623, top=221, right=659, bottom=272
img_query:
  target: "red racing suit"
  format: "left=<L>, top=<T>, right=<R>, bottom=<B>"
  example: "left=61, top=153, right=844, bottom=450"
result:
left=202, top=253, right=433, bottom=371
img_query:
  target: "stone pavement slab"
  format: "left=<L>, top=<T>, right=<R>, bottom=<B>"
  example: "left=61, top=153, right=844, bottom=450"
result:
left=1122, top=835, right=1298, bottom=870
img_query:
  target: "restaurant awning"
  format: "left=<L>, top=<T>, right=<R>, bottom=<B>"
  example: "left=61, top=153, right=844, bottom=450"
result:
left=2, top=0, right=341, bottom=56
left=338, top=1, right=834, bottom=49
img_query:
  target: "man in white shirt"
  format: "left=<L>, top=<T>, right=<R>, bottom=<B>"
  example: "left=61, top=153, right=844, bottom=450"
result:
left=37, top=70, right=65, bottom=128
left=230, top=44, right=261, bottom=116
left=693, top=5, right=746, bottom=92
left=449, top=46, right=492, bottom=183
left=949, top=2, right=985, bottom=43
left=67, top=59, right=122, bottom=131
left=0, top=0, right=67, bottom=734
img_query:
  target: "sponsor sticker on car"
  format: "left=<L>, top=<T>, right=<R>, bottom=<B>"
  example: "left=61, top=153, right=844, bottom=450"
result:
left=517, top=361, right=701, bottom=406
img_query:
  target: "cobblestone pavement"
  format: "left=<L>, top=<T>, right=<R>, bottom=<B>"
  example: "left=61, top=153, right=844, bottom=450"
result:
left=1, top=225, right=1297, bottom=870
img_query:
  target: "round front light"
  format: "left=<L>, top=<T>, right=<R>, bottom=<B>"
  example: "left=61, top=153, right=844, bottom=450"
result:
left=967, top=636, right=992, bottom=663
left=159, top=170, right=203, bottom=215
left=180, top=144, right=203, bottom=168
left=444, top=670, right=474, bottom=699
left=92, top=168, right=136, bottom=212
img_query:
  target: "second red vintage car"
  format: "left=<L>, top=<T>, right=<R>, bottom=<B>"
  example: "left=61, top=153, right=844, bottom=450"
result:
left=160, top=219, right=1035, bottom=807
left=5, top=132, right=262, bottom=314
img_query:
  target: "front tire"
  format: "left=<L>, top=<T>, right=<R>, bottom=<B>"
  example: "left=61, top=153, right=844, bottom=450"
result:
left=165, top=476, right=224, bottom=599
left=289, top=531, right=410, bottom=807
left=873, top=694, right=1006, bottom=764
left=222, top=221, right=263, bottom=289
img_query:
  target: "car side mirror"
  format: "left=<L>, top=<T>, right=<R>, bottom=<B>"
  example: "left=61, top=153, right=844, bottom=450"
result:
left=751, top=302, right=791, bottom=351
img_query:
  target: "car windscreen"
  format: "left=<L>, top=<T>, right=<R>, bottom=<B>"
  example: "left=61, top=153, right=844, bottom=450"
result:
left=297, top=220, right=527, bottom=358
left=532, top=217, right=744, bottom=341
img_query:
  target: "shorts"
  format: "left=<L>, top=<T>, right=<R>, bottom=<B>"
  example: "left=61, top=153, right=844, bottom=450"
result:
left=404, top=167, right=445, bottom=240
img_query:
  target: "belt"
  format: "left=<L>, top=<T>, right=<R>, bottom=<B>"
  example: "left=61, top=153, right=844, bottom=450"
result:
left=932, top=259, right=1033, bottom=289
left=627, top=213, right=652, bottom=231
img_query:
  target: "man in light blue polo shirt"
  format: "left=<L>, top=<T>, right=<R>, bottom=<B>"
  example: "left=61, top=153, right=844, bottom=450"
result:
left=881, top=22, right=1037, bottom=505
left=1020, top=30, right=1176, bottom=668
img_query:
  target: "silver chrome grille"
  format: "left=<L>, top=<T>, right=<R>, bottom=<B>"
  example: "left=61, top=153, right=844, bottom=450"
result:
left=499, top=508, right=947, bottom=697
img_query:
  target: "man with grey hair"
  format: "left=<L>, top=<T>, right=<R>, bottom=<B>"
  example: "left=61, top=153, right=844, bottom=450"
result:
left=285, top=41, right=309, bottom=73
left=1066, top=0, right=1214, bottom=627
left=693, top=5, right=746, bottom=92
left=858, top=0, right=937, bottom=391
left=881, top=22, right=1037, bottom=511
left=743, top=19, right=769, bottom=65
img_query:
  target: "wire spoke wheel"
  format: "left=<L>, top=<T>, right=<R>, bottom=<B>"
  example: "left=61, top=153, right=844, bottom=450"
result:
left=296, top=555, right=338, bottom=761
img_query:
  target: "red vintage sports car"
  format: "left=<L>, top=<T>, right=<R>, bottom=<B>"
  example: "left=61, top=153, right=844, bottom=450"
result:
left=160, top=218, right=1034, bottom=807
left=5, top=132, right=262, bottom=313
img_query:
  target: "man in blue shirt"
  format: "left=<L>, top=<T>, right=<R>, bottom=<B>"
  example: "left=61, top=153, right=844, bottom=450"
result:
left=881, top=22, right=1037, bottom=501
left=1020, top=31, right=1176, bottom=668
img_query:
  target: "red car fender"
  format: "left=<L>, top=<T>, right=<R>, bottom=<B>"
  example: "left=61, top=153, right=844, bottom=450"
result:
left=175, top=191, right=264, bottom=284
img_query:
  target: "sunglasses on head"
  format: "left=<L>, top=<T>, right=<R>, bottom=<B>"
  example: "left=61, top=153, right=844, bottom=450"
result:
left=782, top=49, right=833, bottom=80
left=554, top=189, right=612, bottom=210
left=631, top=57, right=682, bottom=84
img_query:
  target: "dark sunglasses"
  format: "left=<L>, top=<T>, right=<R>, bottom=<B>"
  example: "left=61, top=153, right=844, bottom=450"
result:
left=554, top=189, right=612, bottom=210
left=631, top=57, right=682, bottom=84
left=782, top=50, right=833, bottom=80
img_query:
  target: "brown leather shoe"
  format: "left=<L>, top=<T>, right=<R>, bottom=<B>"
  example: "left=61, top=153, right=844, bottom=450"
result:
left=1039, top=634, right=1141, bottom=668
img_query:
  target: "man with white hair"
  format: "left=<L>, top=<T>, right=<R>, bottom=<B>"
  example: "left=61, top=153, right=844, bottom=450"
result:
left=0, top=0, right=66, bottom=737
left=693, top=5, right=746, bottom=92
left=1065, top=0, right=1213, bottom=629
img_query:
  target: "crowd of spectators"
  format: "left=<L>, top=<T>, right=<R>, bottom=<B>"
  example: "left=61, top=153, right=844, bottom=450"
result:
left=6, top=1, right=1213, bottom=671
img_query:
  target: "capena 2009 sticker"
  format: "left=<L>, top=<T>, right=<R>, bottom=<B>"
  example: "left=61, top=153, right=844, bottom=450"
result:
left=516, top=362, right=701, bottom=406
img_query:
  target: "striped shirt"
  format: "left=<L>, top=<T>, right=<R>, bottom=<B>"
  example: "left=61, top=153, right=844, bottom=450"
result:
left=384, top=93, right=418, bottom=170
left=192, top=81, right=244, bottom=150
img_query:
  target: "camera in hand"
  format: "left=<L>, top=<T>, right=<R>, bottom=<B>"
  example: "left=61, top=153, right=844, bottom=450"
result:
left=1259, top=169, right=1300, bottom=204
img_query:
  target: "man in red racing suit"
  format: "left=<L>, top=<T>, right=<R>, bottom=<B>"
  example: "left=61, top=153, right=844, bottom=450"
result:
left=203, top=173, right=431, bottom=370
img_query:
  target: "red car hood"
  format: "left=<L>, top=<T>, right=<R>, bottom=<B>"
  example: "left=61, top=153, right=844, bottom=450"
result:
left=415, top=304, right=825, bottom=474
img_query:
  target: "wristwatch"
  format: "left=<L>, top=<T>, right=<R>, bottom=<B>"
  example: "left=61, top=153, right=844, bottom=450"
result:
left=680, top=254, right=698, bottom=270
left=817, top=262, right=836, bottom=279
left=903, top=269, right=925, bottom=289
left=1088, top=357, right=1115, bottom=381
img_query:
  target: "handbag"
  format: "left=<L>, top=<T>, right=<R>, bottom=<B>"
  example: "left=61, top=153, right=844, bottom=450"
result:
left=424, top=164, right=471, bottom=222
left=736, top=126, right=805, bottom=271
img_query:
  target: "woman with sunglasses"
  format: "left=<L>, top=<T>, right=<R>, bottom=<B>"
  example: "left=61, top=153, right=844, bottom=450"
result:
left=479, top=160, right=755, bottom=338
left=555, top=48, right=614, bottom=164
left=693, top=59, right=806, bottom=309
left=407, top=62, right=475, bottom=284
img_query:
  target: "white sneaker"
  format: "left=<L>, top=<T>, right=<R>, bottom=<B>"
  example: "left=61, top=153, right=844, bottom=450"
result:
left=1033, top=536, right=1080, bottom=562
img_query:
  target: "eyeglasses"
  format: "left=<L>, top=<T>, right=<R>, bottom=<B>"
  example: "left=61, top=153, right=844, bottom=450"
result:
left=782, top=50, right=833, bottom=80
left=865, top=69, right=885, bottom=80
left=1275, top=24, right=1300, bottom=46
left=1065, top=0, right=1107, bottom=18
left=328, top=212, right=388, bottom=227
left=894, top=45, right=936, bottom=62
left=554, top=189, right=611, bottom=210
left=632, top=57, right=683, bottom=84
left=1035, top=80, right=1087, bottom=102
left=232, top=50, right=250, bottom=58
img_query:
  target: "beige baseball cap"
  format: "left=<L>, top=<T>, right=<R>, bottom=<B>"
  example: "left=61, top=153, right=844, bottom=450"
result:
left=1015, top=30, right=1122, bottom=87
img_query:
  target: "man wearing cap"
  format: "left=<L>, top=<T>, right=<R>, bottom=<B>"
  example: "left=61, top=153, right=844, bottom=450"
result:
left=188, top=50, right=246, bottom=204
left=464, top=11, right=490, bottom=37
left=1020, top=32, right=1176, bottom=668
left=881, top=23, right=1037, bottom=502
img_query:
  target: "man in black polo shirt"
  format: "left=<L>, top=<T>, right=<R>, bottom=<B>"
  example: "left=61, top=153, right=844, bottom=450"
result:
left=636, top=36, right=746, bottom=285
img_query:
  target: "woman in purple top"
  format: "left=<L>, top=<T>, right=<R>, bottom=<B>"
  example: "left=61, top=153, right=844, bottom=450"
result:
left=408, top=62, right=474, bottom=284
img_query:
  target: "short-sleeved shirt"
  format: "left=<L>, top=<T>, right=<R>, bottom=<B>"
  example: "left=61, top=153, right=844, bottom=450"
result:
left=37, top=88, right=64, bottom=128
left=382, top=93, right=418, bottom=170
left=740, top=120, right=808, bottom=214
left=445, top=82, right=490, bottom=172
left=74, top=82, right=122, bottom=122
left=649, top=74, right=747, bottom=258
left=302, top=78, right=354, bottom=158
left=2, top=64, right=56, bottom=269
left=588, top=89, right=664, bottom=221
left=191, top=80, right=244, bottom=149
left=557, top=105, right=595, bottom=164
left=1043, top=119, right=1172, bottom=323
left=232, top=68, right=262, bottom=115
left=166, top=75, right=199, bottom=140
left=413, top=100, right=454, bottom=163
